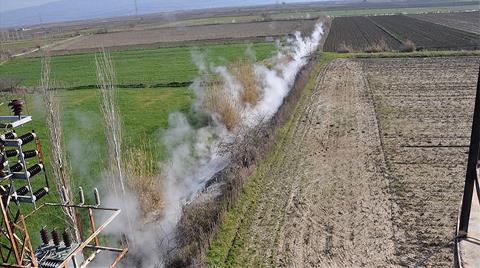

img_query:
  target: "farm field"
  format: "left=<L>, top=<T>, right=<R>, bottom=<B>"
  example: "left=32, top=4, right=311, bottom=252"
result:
left=0, top=42, right=276, bottom=87
left=0, top=40, right=277, bottom=246
left=324, top=15, right=480, bottom=52
left=370, top=15, right=480, bottom=50
left=1, top=0, right=480, bottom=265
left=0, top=41, right=278, bottom=184
left=0, top=37, right=68, bottom=59
left=272, top=4, right=480, bottom=19
left=207, top=56, right=480, bottom=267
left=323, top=16, right=402, bottom=52
left=49, top=19, right=316, bottom=53
left=2, top=1, right=477, bottom=61
left=0, top=86, right=192, bottom=244
left=364, top=56, right=479, bottom=266
left=409, top=11, right=480, bottom=35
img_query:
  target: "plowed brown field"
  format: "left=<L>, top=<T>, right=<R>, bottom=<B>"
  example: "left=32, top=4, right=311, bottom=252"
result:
left=409, top=11, right=480, bottom=35
left=50, top=19, right=316, bottom=52
left=324, top=15, right=479, bottom=52
left=217, top=56, right=480, bottom=267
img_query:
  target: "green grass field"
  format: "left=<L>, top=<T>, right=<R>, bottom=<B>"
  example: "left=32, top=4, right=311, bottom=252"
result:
left=0, top=41, right=277, bottom=247
left=0, top=42, right=275, bottom=87
left=1, top=86, right=193, bottom=245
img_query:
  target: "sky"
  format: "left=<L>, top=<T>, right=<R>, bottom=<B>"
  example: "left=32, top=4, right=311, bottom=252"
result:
left=1, top=0, right=312, bottom=12
left=0, top=0, right=322, bottom=27
left=0, top=0, right=60, bottom=12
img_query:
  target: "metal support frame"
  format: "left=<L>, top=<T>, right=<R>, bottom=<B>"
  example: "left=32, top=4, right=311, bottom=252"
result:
left=43, top=202, right=128, bottom=268
left=0, top=116, right=32, bottom=129
left=1, top=131, right=49, bottom=208
left=458, top=67, right=480, bottom=235
left=1, top=105, right=127, bottom=268
left=0, top=197, right=38, bottom=267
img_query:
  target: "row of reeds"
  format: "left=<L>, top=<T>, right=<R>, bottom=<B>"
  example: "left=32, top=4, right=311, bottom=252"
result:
left=337, top=38, right=417, bottom=53
left=203, top=57, right=260, bottom=131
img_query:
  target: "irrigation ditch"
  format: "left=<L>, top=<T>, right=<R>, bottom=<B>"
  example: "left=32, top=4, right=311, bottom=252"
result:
left=167, top=53, right=320, bottom=267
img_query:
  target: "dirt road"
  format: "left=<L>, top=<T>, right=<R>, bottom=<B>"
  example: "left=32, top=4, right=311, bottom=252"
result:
left=217, top=56, right=480, bottom=267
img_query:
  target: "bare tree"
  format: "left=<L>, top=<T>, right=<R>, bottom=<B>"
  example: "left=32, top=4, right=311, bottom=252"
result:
left=95, top=48, right=135, bottom=245
left=95, top=49, right=126, bottom=197
left=40, top=53, right=80, bottom=241
left=0, top=76, right=24, bottom=91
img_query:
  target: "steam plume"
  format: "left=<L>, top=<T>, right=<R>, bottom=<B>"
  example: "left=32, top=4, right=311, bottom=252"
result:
left=153, top=22, right=325, bottom=265
left=102, top=22, right=324, bottom=267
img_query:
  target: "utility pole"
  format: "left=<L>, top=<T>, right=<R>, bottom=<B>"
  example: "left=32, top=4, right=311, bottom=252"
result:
left=134, top=0, right=138, bottom=17
left=458, top=67, right=480, bottom=235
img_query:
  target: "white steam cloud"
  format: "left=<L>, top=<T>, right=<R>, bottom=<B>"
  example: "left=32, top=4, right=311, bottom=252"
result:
left=105, top=22, right=324, bottom=267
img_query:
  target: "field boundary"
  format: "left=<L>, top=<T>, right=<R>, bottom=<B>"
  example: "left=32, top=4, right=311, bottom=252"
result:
left=366, top=16, right=404, bottom=43
left=351, top=50, right=480, bottom=58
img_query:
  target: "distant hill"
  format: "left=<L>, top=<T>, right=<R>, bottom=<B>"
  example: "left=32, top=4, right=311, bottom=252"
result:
left=0, top=0, right=317, bottom=27
left=1, top=0, right=475, bottom=27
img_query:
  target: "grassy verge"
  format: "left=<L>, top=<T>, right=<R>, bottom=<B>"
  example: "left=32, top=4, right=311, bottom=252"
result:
left=205, top=53, right=331, bottom=267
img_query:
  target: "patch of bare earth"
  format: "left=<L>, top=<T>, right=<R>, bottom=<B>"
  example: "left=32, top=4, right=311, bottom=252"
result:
left=223, top=56, right=480, bottom=267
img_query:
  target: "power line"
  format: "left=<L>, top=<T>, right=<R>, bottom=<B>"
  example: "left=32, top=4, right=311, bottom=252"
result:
left=134, top=0, right=138, bottom=17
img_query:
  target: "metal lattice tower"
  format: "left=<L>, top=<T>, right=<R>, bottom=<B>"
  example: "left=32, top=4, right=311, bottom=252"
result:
left=0, top=100, right=128, bottom=267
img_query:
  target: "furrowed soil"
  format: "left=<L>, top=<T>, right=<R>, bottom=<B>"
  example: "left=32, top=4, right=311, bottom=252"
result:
left=408, top=11, right=480, bottom=35
left=49, top=19, right=316, bottom=52
left=324, top=15, right=479, bottom=52
left=323, top=16, right=402, bottom=52
left=209, top=56, right=480, bottom=267
left=364, top=56, right=479, bottom=267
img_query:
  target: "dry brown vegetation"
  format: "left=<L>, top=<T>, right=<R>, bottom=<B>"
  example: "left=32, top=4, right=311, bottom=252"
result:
left=365, top=39, right=391, bottom=53
left=229, top=58, right=260, bottom=106
left=96, top=49, right=128, bottom=197
left=40, top=54, right=80, bottom=241
left=125, top=143, right=163, bottom=220
left=401, top=39, right=417, bottom=52
left=337, top=42, right=353, bottom=53
left=0, top=76, right=24, bottom=92
left=203, top=56, right=480, bottom=267
left=203, top=77, right=241, bottom=131
left=168, top=57, right=317, bottom=267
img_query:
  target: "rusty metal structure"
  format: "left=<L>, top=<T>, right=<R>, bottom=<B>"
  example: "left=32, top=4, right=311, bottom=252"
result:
left=0, top=100, right=128, bottom=267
